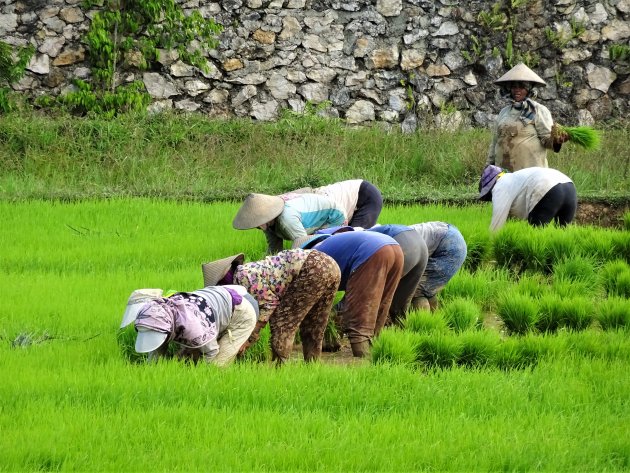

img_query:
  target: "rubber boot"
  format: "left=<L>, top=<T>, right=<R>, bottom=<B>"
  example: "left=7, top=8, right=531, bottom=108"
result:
left=350, top=340, right=371, bottom=358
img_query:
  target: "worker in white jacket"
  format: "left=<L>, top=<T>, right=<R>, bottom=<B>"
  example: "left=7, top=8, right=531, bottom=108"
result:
left=479, top=165, right=577, bottom=232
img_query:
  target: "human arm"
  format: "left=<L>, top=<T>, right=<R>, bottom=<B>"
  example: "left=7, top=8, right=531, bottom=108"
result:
left=534, top=104, right=567, bottom=152
left=264, top=228, right=285, bottom=254
left=489, top=186, right=513, bottom=232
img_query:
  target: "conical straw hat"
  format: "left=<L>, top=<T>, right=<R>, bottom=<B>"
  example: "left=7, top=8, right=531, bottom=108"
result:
left=232, top=193, right=285, bottom=230
left=201, top=253, right=245, bottom=287
left=494, top=62, right=546, bottom=86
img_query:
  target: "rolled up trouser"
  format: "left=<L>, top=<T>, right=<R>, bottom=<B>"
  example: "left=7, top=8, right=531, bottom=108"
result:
left=212, top=294, right=258, bottom=367
left=342, top=244, right=404, bottom=345
left=389, top=232, right=428, bottom=323
left=527, top=182, right=577, bottom=227
left=349, top=180, right=383, bottom=228
left=268, top=251, right=341, bottom=363
left=413, top=225, right=467, bottom=300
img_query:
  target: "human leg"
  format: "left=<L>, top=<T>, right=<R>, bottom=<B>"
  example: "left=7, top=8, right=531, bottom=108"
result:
left=213, top=297, right=257, bottom=366
left=553, top=182, right=577, bottom=226
left=412, top=225, right=467, bottom=311
left=388, top=233, right=428, bottom=325
left=342, top=245, right=403, bottom=356
left=268, top=251, right=340, bottom=363
left=528, top=183, right=565, bottom=226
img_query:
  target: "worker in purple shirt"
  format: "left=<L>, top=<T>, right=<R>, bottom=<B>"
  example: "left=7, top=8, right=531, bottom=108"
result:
left=367, top=224, right=429, bottom=325
left=293, top=230, right=404, bottom=358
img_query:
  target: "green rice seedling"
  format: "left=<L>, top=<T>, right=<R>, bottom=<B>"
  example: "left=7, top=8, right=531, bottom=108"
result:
left=492, top=338, right=528, bottom=370
left=492, top=224, right=528, bottom=272
left=546, top=228, right=579, bottom=268
left=239, top=325, right=271, bottom=363
left=456, top=329, right=500, bottom=368
left=551, top=279, right=594, bottom=299
left=572, top=226, right=616, bottom=264
left=624, top=211, right=630, bottom=231
left=536, top=293, right=564, bottom=333
left=497, top=293, right=539, bottom=335
left=559, top=297, right=595, bottom=332
left=117, top=325, right=145, bottom=363
left=599, top=259, right=630, bottom=297
left=462, top=231, right=492, bottom=271
left=552, top=254, right=599, bottom=285
left=439, top=297, right=482, bottom=333
left=403, top=309, right=449, bottom=334
left=596, top=297, right=630, bottom=331
left=515, top=272, right=550, bottom=298
left=371, top=327, right=421, bottom=366
left=415, top=333, right=462, bottom=370
left=322, top=309, right=343, bottom=352
left=611, top=232, right=630, bottom=263
left=555, top=125, right=601, bottom=150
left=612, top=270, right=630, bottom=298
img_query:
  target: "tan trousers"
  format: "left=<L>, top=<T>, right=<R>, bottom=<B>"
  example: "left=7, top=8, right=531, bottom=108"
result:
left=212, top=297, right=257, bottom=366
left=342, top=244, right=404, bottom=345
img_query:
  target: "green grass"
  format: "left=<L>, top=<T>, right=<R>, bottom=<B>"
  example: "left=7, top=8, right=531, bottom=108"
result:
left=1, top=113, right=630, bottom=202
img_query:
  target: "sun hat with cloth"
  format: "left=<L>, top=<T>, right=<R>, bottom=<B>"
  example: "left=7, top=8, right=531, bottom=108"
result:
left=494, top=62, right=546, bottom=87
left=232, top=193, right=285, bottom=230
left=478, top=165, right=506, bottom=200
left=120, top=288, right=164, bottom=328
left=201, top=253, right=245, bottom=287
left=292, top=233, right=331, bottom=250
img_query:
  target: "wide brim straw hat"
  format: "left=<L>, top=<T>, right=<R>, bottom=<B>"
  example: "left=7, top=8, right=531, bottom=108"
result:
left=232, top=193, right=285, bottom=230
left=120, top=288, right=164, bottom=328
left=292, top=234, right=331, bottom=249
left=494, top=62, right=546, bottom=86
left=478, top=165, right=505, bottom=199
left=201, top=253, right=245, bottom=287
left=135, top=326, right=168, bottom=353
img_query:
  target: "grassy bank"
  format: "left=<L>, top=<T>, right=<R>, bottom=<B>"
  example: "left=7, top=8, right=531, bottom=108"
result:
left=1, top=113, right=629, bottom=202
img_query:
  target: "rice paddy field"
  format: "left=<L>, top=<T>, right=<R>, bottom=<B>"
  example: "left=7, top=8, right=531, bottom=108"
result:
left=1, top=198, right=629, bottom=472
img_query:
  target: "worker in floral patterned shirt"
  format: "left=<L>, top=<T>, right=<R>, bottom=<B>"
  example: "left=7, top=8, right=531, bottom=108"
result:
left=202, top=248, right=340, bottom=364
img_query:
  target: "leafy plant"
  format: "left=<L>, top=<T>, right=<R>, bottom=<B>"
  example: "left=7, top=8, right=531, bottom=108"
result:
left=403, top=309, right=449, bottom=334
left=0, top=41, right=35, bottom=113
left=609, top=44, right=630, bottom=62
left=457, top=330, right=499, bottom=367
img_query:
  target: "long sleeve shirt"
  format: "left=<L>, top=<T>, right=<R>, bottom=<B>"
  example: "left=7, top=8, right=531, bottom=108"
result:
left=264, top=193, right=346, bottom=253
left=313, top=179, right=363, bottom=223
left=234, top=249, right=311, bottom=322
left=487, top=99, right=556, bottom=171
left=489, top=167, right=573, bottom=231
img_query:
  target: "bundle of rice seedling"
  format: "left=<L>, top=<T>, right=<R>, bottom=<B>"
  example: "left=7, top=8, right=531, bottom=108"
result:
left=553, top=124, right=601, bottom=150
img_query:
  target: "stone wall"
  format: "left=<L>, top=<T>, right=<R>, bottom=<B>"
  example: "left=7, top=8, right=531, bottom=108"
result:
left=3, top=0, right=629, bottom=129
